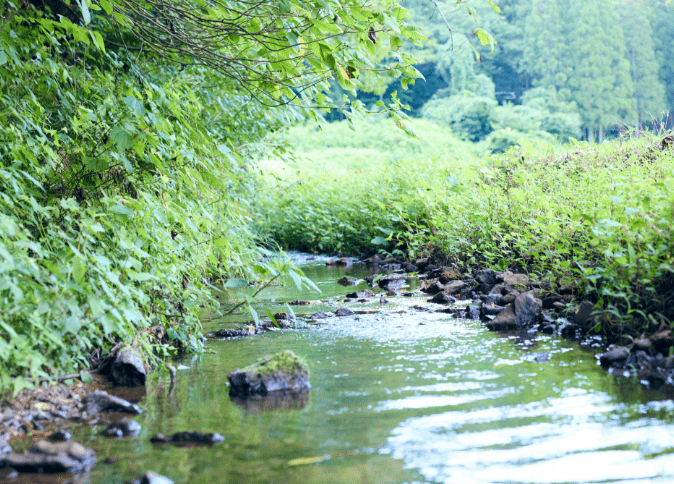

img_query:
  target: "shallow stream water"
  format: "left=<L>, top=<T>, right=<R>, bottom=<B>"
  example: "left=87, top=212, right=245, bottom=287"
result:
left=62, top=255, right=674, bottom=482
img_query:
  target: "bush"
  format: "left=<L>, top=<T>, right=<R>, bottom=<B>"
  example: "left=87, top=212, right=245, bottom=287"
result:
left=422, top=92, right=497, bottom=142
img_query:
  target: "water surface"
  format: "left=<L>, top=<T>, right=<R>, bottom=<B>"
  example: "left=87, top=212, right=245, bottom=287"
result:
left=75, top=255, right=674, bottom=483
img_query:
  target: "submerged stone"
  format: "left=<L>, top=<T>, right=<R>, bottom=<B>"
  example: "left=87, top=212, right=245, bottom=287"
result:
left=334, top=308, right=354, bottom=317
left=0, top=440, right=96, bottom=474
left=228, top=350, right=310, bottom=396
left=82, top=390, right=142, bottom=415
left=150, top=432, right=224, bottom=446
left=104, top=418, right=142, bottom=438
left=129, top=470, right=174, bottom=484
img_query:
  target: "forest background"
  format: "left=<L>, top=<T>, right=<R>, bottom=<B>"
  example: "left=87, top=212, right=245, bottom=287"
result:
left=1, top=0, right=674, bottom=395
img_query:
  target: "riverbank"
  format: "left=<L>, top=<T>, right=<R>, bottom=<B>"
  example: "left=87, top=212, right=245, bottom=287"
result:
left=259, top=132, right=674, bottom=346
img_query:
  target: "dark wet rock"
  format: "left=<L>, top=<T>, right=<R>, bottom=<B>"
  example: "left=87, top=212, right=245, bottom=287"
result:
left=382, top=263, right=402, bottom=271
left=651, top=330, right=673, bottom=355
left=0, top=468, right=18, bottom=479
left=421, top=280, right=444, bottom=295
left=230, top=392, right=309, bottom=413
left=310, top=312, right=331, bottom=319
left=401, top=291, right=417, bottom=297
left=327, top=257, right=353, bottom=267
left=364, top=275, right=376, bottom=286
left=337, top=277, right=358, bottom=286
left=273, top=312, right=291, bottom=320
left=542, top=296, right=561, bottom=309
left=574, top=301, right=597, bottom=329
left=345, top=289, right=374, bottom=299
left=499, top=294, right=516, bottom=306
left=422, top=264, right=438, bottom=274
left=288, top=300, right=310, bottom=306
left=334, top=308, right=355, bottom=317
left=482, top=293, right=501, bottom=305
left=560, top=322, right=581, bottom=338
left=150, top=432, right=224, bottom=446
left=429, top=293, right=457, bottom=305
left=0, top=440, right=96, bottom=474
left=365, top=254, right=383, bottom=266
left=632, top=338, right=653, bottom=355
left=490, top=284, right=505, bottom=296
left=467, top=305, right=481, bottom=320
left=475, top=283, right=494, bottom=294
left=82, top=390, right=142, bottom=415
left=486, top=292, right=542, bottom=331
left=481, top=304, right=506, bottom=316
left=475, top=269, right=498, bottom=285
left=443, top=280, right=467, bottom=296
left=104, top=418, right=142, bottom=438
left=48, top=430, right=71, bottom=442
left=228, top=350, right=310, bottom=396
left=109, top=349, right=147, bottom=387
left=404, top=264, right=418, bottom=273
left=540, top=324, right=556, bottom=335
left=438, top=269, right=462, bottom=284
left=129, top=471, right=175, bottom=484
left=378, top=273, right=406, bottom=291
left=413, top=258, right=429, bottom=271
left=503, top=273, right=532, bottom=293
left=214, top=328, right=253, bottom=338
left=263, top=318, right=291, bottom=330
left=599, top=347, right=630, bottom=367
left=661, top=356, right=674, bottom=369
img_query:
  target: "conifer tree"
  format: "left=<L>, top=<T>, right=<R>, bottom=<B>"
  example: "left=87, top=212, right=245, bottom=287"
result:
left=566, top=0, right=635, bottom=140
left=522, top=0, right=568, bottom=91
left=614, top=0, right=666, bottom=127
left=652, top=1, right=674, bottom=119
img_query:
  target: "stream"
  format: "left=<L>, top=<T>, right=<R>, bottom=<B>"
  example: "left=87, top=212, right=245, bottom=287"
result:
left=65, top=254, right=674, bottom=483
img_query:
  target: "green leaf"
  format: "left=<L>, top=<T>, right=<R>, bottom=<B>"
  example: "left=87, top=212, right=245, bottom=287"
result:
left=371, top=236, right=387, bottom=245
left=224, top=278, right=248, bottom=288
left=72, top=257, right=86, bottom=285
left=110, top=125, right=133, bottom=150
left=100, top=0, right=113, bottom=15
left=475, top=28, right=491, bottom=46
left=79, top=0, right=91, bottom=25
left=248, top=305, right=260, bottom=326
left=487, top=0, right=501, bottom=14
left=265, top=308, right=280, bottom=328
left=124, top=96, right=146, bottom=117
left=108, top=204, right=133, bottom=216
left=79, top=371, right=93, bottom=383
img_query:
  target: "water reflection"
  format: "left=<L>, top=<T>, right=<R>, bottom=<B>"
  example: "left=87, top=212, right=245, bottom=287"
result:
left=59, top=255, right=674, bottom=483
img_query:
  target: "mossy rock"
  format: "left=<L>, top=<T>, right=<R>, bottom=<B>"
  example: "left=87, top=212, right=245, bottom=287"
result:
left=228, top=350, right=310, bottom=396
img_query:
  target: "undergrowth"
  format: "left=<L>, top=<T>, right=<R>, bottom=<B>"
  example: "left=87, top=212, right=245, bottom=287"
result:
left=259, top=130, right=674, bottom=333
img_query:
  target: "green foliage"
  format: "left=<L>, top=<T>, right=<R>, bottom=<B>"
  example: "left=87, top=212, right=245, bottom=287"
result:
left=0, top=3, right=305, bottom=394
left=260, top=127, right=674, bottom=329
left=422, top=91, right=497, bottom=142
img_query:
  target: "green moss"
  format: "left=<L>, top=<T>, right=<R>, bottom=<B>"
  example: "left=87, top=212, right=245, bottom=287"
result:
left=242, top=350, right=308, bottom=376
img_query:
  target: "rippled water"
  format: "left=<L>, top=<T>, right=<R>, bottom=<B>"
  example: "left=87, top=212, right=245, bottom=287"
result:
left=72, top=255, right=674, bottom=483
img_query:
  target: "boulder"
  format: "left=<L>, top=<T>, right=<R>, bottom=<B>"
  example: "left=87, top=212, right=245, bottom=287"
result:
left=422, top=264, right=438, bottom=274
left=377, top=274, right=406, bottom=291
left=82, top=390, right=142, bottom=415
left=310, top=312, right=331, bottom=319
left=109, top=349, right=147, bottom=387
left=228, top=350, right=310, bottom=396
left=483, top=293, right=501, bottom=305
left=632, top=338, right=653, bottom=355
left=150, top=432, right=224, bottom=446
left=475, top=269, right=498, bottom=285
left=466, top=305, right=481, bottom=320
left=490, top=284, right=505, bottom=296
left=413, top=258, right=429, bottom=271
left=404, top=264, right=419, bottom=273
left=503, top=273, right=532, bottom=293
left=499, top=294, right=516, bottom=306
left=337, top=277, right=358, bottom=286
left=651, top=330, right=673, bottom=355
left=574, top=301, right=597, bottom=330
left=486, top=291, right=542, bottom=331
left=327, top=257, right=353, bottom=267
left=334, top=308, right=354, bottom=317
left=129, top=471, right=175, bottom=484
left=443, top=280, right=467, bottom=296
left=481, top=304, right=506, bottom=316
left=429, top=293, right=457, bottom=305
left=0, top=440, right=96, bottom=474
left=420, top=280, right=444, bottom=295
left=599, top=347, right=629, bottom=367
left=104, top=418, right=142, bottom=438
left=214, top=328, right=253, bottom=338
left=438, top=269, right=462, bottom=284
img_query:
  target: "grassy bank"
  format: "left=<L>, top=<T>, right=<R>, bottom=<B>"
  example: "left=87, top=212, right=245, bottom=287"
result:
left=259, top=122, right=674, bottom=332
